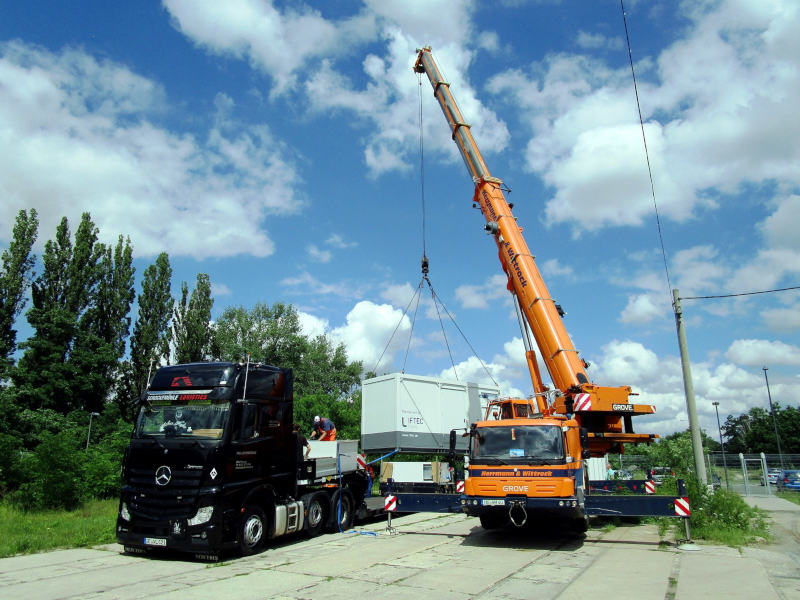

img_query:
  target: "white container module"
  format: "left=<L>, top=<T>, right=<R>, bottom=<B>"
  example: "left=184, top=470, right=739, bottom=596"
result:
left=308, top=440, right=358, bottom=478
left=379, top=461, right=452, bottom=484
left=361, top=373, right=500, bottom=453
left=586, top=457, right=608, bottom=481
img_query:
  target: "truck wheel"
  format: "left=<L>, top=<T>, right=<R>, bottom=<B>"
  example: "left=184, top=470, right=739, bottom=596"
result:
left=304, top=493, right=327, bottom=538
left=571, top=516, right=589, bottom=535
left=479, top=512, right=507, bottom=530
left=238, top=505, right=267, bottom=555
left=328, top=490, right=354, bottom=532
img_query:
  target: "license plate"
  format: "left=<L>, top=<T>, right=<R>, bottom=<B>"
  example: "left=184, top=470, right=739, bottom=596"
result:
left=144, top=537, right=167, bottom=547
left=482, top=499, right=505, bottom=506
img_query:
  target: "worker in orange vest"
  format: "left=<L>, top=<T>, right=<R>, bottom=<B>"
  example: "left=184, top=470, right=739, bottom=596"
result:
left=311, top=416, right=337, bottom=441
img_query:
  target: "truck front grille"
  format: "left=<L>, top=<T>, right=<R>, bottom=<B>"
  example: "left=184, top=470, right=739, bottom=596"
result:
left=126, top=467, right=203, bottom=520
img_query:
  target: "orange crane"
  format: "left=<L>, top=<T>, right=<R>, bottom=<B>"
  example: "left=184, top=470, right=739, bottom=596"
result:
left=414, top=46, right=655, bottom=456
left=375, top=49, right=688, bottom=533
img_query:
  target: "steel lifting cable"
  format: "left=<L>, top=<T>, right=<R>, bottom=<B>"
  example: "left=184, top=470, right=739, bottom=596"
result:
left=372, top=69, right=499, bottom=386
left=371, top=281, right=423, bottom=374
left=620, top=0, right=672, bottom=298
left=401, top=282, right=424, bottom=373
left=418, top=71, right=428, bottom=264
left=620, top=2, right=800, bottom=305
left=425, top=279, right=499, bottom=387
left=427, top=278, right=459, bottom=380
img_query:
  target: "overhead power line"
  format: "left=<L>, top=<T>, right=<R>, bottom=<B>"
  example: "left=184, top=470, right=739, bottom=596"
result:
left=620, top=0, right=672, bottom=297
left=681, top=285, right=800, bottom=301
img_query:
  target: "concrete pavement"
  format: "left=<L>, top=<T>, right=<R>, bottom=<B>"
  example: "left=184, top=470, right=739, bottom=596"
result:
left=0, top=499, right=798, bottom=599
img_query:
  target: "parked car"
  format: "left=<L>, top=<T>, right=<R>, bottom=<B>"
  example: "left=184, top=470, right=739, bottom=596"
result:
left=614, top=469, right=633, bottom=481
left=767, top=469, right=781, bottom=485
left=777, top=470, right=800, bottom=491
left=650, top=466, right=674, bottom=486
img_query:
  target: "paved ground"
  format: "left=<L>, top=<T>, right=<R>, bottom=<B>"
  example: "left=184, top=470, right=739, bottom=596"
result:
left=0, top=498, right=798, bottom=599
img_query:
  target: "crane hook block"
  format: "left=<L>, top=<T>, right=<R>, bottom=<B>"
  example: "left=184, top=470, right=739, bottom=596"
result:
left=421, top=255, right=429, bottom=274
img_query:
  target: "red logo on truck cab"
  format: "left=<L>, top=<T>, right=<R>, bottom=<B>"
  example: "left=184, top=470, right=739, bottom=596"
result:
left=170, top=376, right=192, bottom=387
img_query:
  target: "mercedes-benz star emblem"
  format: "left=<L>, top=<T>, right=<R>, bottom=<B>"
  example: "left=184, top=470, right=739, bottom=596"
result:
left=155, top=465, right=172, bottom=486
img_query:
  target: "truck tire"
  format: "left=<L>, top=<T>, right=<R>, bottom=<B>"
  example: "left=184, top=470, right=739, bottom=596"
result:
left=479, top=512, right=507, bottom=530
left=303, top=493, right=328, bottom=538
left=238, top=505, right=267, bottom=555
left=328, top=489, right=354, bottom=532
left=571, top=516, right=589, bottom=535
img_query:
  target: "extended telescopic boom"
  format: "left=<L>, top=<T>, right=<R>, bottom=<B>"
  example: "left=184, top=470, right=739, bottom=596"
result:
left=414, top=47, right=655, bottom=453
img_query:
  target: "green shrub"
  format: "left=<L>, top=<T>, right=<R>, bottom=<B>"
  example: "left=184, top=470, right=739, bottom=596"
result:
left=82, top=419, right=131, bottom=499
left=660, top=473, right=769, bottom=545
left=0, top=432, right=24, bottom=494
left=9, top=431, right=83, bottom=511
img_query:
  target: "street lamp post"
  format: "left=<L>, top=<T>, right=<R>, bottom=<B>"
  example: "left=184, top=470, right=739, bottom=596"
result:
left=86, top=412, right=100, bottom=450
left=762, top=367, right=785, bottom=470
left=712, top=401, right=729, bottom=489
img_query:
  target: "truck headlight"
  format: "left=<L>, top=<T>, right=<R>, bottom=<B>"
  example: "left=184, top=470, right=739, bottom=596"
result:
left=188, top=505, right=214, bottom=526
left=120, top=502, right=131, bottom=521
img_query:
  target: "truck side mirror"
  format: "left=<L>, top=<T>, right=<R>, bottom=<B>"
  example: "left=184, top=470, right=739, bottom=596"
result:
left=579, top=427, right=591, bottom=459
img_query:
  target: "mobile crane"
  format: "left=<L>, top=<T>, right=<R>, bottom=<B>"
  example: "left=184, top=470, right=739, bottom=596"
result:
left=381, top=47, right=688, bottom=530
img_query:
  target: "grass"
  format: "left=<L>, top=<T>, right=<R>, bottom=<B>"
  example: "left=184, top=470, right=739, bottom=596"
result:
left=0, top=498, right=118, bottom=558
left=595, top=481, right=772, bottom=548
left=680, top=486, right=770, bottom=547
left=776, top=490, right=800, bottom=505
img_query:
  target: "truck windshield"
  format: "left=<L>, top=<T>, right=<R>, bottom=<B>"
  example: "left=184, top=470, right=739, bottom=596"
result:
left=472, top=425, right=565, bottom=464
left=135, top=400, right=230, bottom=440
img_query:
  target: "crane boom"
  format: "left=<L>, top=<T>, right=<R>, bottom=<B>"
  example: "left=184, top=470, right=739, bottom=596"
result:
left=414, top=47, right=655, bottom=453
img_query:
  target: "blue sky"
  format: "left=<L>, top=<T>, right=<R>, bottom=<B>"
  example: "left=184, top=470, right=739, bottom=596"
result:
left=1, top=0, right=798, bottom=438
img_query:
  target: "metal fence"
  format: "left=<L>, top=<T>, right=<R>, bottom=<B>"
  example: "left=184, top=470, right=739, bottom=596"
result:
left=708, top=452, right=800, bottom=496
left=613, top=453, right=800, bottom=496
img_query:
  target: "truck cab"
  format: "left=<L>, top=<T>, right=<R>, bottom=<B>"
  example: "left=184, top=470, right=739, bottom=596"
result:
left=117, top=361, right=369, bottom=561
left=463, top=402, right=587, bottom=531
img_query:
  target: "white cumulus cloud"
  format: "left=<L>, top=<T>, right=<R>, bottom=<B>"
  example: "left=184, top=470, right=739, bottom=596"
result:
left=0, top=41, right=302, bottom=258
left=725, top=339, right=800, bottom=367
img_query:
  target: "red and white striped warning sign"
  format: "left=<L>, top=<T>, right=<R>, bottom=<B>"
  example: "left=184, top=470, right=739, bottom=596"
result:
left=674, top=497, right=691, bottom=517
left=573, top=394, right=592, bottom=411
left=356, top=454, right=366, bottom=470
left=645, top=480, right=655, bottom=494
left=456, top=480, right=465, bottom=493
left=384, top=495, right=397, bottom=512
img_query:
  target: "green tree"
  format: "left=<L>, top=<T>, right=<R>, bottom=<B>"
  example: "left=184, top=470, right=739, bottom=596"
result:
left=295, top=391, right=363, bottom=440
left=69, top=235, right=135, bottom=413
left=723, top=403, right=800, bottom=454
left=13, top=216, right=81, bottom=411
left=0, top=208, right=38, bottom=378
left=294, top=334, right=361, bottom=398
left=213, top=302, right=305, bottom=367
left=171, top=273, right=214, bottom=363
left=13, top=213, right=132, bottom=414
left=117, top=253, right=172, bottom=418
left=212, top=302, right=362, bottom=398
